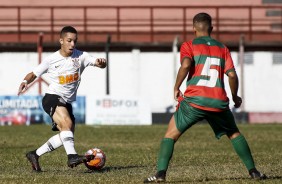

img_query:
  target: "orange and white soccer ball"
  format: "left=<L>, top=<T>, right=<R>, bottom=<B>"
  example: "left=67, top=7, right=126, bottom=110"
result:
left=84, top=148, right=106, bottom=170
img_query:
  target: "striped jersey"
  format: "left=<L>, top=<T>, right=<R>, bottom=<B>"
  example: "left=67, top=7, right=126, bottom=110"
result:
left=33, top=49, right=96, bottom=103
left=180, top=36, right=235, bottom=112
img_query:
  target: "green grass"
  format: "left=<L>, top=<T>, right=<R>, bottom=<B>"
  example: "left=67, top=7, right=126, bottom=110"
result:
left=0, top=124, right=281, bottom=184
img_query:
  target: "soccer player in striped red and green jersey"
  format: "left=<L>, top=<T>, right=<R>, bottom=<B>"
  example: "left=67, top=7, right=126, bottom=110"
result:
left=144, top=13, right=266, bottom=183
left=180, top=34, right=236, bottom=111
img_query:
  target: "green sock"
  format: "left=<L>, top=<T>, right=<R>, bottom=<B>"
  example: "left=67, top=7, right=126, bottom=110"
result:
left=231, top=134, right=255, bottom=171
left=157, top=138, right=175, bottom=172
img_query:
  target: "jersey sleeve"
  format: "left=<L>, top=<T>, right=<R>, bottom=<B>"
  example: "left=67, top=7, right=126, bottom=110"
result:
left=180, top=41, right=193, bottom=63
left=81, top=51, right=95, bottom=67
left=224, top=47, right=235, bottom=75
left=32, top=57, right=49, bottom=77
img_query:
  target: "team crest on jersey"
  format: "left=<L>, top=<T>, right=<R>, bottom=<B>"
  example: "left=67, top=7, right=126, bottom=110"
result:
left=72, top=58, right=80, bottom=68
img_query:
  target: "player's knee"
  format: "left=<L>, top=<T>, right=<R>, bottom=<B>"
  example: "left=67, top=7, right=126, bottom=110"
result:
left=164, top=130, right=182, bottom=141
left=58, top=116, right=73, bottom=130
left=227, top=131, right=241, bottom=139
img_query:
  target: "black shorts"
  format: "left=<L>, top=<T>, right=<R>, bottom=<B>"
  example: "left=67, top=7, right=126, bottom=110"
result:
left=42, top=93, right=75, bottom=124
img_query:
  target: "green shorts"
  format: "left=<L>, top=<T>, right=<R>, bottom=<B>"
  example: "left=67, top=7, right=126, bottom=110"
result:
left=174, top=99, right=239, bottom=139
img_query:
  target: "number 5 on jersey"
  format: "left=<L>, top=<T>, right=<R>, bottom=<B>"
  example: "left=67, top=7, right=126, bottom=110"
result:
left=197, top=57, right=220, bottom=88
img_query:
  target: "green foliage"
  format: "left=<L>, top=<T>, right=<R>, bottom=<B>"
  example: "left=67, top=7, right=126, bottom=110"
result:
left=0, top=124, right=281, bottom=183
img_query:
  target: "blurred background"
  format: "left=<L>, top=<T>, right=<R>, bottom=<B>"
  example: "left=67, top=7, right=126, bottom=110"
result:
left=0, top=0, right=282, bottom=126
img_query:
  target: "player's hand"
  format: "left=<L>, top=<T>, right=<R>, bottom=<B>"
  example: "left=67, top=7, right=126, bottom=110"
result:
left=94, top=58, right=107, bottom=68
left=232, top=95, right=242, bottom=108
left=174, top=89, right=183, bottom=101
left=17, top=82, right=28, bottom=96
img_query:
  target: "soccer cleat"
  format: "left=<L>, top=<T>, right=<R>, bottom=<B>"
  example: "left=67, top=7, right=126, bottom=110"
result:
left=144, top=170, right=166, bottom=183
left=26, top=150, right=42, bottom=172
left=249, top=168, right=267, bottom=180
left=67, top=154, right=95, bottom=168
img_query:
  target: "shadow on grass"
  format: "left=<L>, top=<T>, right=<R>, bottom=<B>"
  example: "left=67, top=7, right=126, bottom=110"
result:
left=162, top=175, right=281, bottom=183
left=84, top=165, right=147, bottom=173
left=266, top=176, right=282, bottom=180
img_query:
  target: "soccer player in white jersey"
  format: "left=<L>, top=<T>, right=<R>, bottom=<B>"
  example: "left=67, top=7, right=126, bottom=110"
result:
left=17, top=26, right=107, bottom=172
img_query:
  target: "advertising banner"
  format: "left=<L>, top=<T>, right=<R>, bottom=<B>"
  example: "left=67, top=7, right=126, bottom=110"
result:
left=86, top=96, right=152, bottom=125
left=0, top=96, right=85, bottom=125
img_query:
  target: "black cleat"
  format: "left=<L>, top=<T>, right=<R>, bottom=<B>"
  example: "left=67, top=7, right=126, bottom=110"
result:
left=26, top=150, right=42, bottom=172
left=67, top=154, right=94, bottom=168
left=144, top=170, right=166, bottom=183
left=249, top=168, right=267, bottom=180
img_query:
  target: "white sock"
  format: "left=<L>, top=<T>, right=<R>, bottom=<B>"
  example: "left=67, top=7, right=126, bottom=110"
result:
left=60, top=131, right=77, bottom=155
left=36, top=134, right=63, bottom=156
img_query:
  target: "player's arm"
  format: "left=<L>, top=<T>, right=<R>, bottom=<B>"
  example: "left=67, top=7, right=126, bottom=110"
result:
left=17, top=56, right=49, bottom=96
left=17, top=72, right=37, bottom=96
left=82, top=51, right=107, bottom=68
left=174, top=57, right=192, bottom=101
left=227, top=71, right=242, bottom=108
left=94, top=58, right=107, bottom=68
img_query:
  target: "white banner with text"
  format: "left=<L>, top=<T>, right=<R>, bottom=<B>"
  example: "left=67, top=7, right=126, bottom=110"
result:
left=86, top=96, right=152, bottom=125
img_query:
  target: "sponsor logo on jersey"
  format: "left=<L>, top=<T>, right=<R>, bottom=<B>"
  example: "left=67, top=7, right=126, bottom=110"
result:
left=58, top=72, right=79, bottom=84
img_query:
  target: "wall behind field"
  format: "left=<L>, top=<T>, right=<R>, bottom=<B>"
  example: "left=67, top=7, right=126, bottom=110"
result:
left=0, top=51, right=281, bottom=113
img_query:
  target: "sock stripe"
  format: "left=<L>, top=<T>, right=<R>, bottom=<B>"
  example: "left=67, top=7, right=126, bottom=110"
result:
left=47, top=141, right=55, bottom=151
left=60, top=131, right=77, bottom=155
left=148, top=176, right=156, bottom=181
left=63, top=137, right=74, bottom=142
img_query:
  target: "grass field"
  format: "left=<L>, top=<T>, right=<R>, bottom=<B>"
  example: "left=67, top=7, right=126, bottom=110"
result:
left=0, top=124, right=281, bottom=184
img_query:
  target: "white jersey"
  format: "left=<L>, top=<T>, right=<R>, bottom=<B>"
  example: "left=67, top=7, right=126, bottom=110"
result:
left=33, top=49, right=95, bottom=103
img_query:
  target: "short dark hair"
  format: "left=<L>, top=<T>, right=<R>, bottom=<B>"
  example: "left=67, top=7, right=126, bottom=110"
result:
left=193, top=13, right=212, bottom=27
left=193, top=13, right=212, bottom=33
left=60, top=26, right=77, bottom=37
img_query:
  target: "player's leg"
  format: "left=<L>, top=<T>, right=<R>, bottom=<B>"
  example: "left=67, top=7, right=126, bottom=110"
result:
left=26, top=94, right=64, bottom=172
left=206, top=110, right=266, bottom=180
left=144, top=116, right=180, bottom=183
left=228, top=132, right=267, bottom=179
left=157, top=114, right=186, bottom=171
left=26, top=134, right=63, bottom=172
left=144, top=101, right=204, bottom=183
left=52, top=106, right=75, bottom=151
left=52, top=103, right=94, bottom=168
